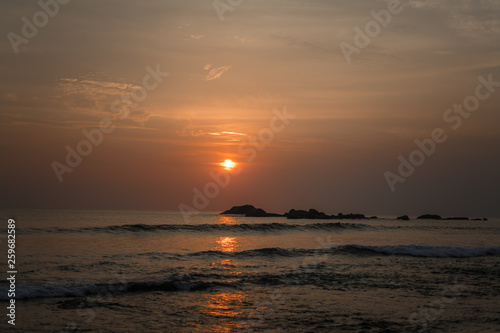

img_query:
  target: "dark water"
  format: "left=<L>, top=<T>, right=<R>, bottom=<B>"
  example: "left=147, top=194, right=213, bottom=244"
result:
left=0, top=209, right=499, bottom=332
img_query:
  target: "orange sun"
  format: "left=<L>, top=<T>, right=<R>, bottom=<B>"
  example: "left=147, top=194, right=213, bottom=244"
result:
left=221, top=159, right=236, bottom=170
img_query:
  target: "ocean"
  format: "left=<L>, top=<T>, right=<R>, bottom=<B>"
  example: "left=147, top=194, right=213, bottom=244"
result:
left=0, top=209, right=499, bottom=332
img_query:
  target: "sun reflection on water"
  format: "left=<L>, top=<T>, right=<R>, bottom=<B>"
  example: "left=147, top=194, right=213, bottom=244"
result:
left=218, top=215, right=240, bottom=224
left=215, top=236, right=239, bottom=253
left=192, top=216, right=255, bottom=331
left=210, top=237, right=242, bottom=278
left=193, top=291, right=252, bottom=332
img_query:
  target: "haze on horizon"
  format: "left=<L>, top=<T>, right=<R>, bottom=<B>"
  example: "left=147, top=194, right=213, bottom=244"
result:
left=1, top=0, right=499, bottom=217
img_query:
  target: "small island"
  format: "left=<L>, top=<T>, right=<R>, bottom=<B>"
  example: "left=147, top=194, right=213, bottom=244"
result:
left=221, top=205, right=488, bottom=221
left=221, top=204, right=375, bottom=220
left=220, top=204, right=283, bottom=217
left=415, top=214, right=487, bottom=221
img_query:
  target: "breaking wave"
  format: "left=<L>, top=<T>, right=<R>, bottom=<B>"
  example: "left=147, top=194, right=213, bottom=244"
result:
left=22, top=222, right=369, bottom=234
left=343, top=245, right=500, bottom=258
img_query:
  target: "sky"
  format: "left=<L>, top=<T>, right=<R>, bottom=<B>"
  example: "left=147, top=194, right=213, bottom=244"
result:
left=1, top=0, right=499, bottom=217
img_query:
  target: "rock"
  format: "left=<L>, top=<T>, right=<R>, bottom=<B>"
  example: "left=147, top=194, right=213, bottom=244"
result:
left=285, top=209, right=367, bottom=220
left=221, top=205, right=478, bottom=222
left=286, top=209, right=313, bottom=219
left=223, top=205, right=367, bottom=220
left=247, top=208, right=268, bottom=217
left=417, top=214, right=442, bottom=220
left=309, top=209, right=328, bottom=219
left=220, top=204, right=282, bottom=217
left=221, top=204, right=257, bottom=215
left=483, top=218, right=488, bottom=221
left=335, top=213, right=365, bottom=219
left=286, top=209, right=329, bottom=219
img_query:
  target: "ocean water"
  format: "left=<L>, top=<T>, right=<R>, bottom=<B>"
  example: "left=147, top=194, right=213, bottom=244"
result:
left=0, top=209, right=499, bottom=332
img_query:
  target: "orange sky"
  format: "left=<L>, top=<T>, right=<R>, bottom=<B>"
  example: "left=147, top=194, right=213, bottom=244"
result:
left=1, top=1, right=499, bottom=216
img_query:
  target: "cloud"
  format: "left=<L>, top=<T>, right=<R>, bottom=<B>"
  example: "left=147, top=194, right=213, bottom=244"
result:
left=57, top=73, right=141, bottom=115
left=408, top=0, right=500, bottom=40
left=2, top=92, right=17, bottom=102
left=185, top=34, right=205, bottom=40
left=208, top=131, right=246, bottom=136
left=56, top=72, right=153, bottom=126
left=204, top=64, right=232, bottom=81
left=177, top=122, right=247, bottom=141
left=234, top=35, right=254, bottom=43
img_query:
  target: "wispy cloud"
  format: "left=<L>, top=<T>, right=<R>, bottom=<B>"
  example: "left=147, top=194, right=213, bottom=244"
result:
left=2, top=92, right=17, bottom=102
left=177, top=123, right=246, bottom=141
left=408, top=0, right=500, bottom=39
left=185, top=34, right=205, bottom=40
left=56, top=73, right=151, bottom=126
left=57, top=73, right=140, bottom=112
left=204, top=64, right=232, bottom=81
left=208, top=131, right=246, bottom=136
left=234, top=35, right=253, bottom=43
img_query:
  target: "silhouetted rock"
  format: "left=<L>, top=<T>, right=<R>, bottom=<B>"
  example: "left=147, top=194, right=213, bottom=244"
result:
left=286, top=209, right=314, bottom=219
left=287, top=208, right=331, bottom=219
left=220, top=205, right=282, bottom=217
left=221, top=204, right=255, bottom=215
left=285, top=209, right=366, bottom=220
left=340, top=213, right=366, bottom=219
left=222, top=205, right=483, bottom=222
left=310, top=209, right=329, bottom=219
left=247, top=208, right=268, bottom=217
left=417, top=214, right=442, bottom=220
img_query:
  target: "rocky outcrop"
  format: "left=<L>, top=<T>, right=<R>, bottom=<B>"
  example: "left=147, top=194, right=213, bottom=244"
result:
left=221, top=205, right=368, bottom=219
left=337, top=213, right=366, bottom=219
left=221, top=205, right=484, bottom=222
left=417, top=214, right=442, bottom=220
left=415, top=215, right=487, bottom=221
left=220, top=205, right=282, bottom=217
left=285, top=209, right=328, bottom=219
left=284, top=209, right=366, bottom=220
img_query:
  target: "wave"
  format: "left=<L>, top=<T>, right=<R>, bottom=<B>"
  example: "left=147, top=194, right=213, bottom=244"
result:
left=115, top=245, right=500, bottom=260
left=187, top=247, right=316, bottom=258
left=188, top=245, right=500, bottom=258
left=0, top=270, right=335, bottom=301
left=2, top=245, right=499, bottom=301
left=343, top=245, right=500, bottom=258
left=0, top=276, right=218, bottom=301
left=22, top=222, right=369, bottom=234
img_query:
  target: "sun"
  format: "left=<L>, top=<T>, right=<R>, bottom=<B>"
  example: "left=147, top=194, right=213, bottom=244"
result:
left=221, top=159, right=236, bottom=170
